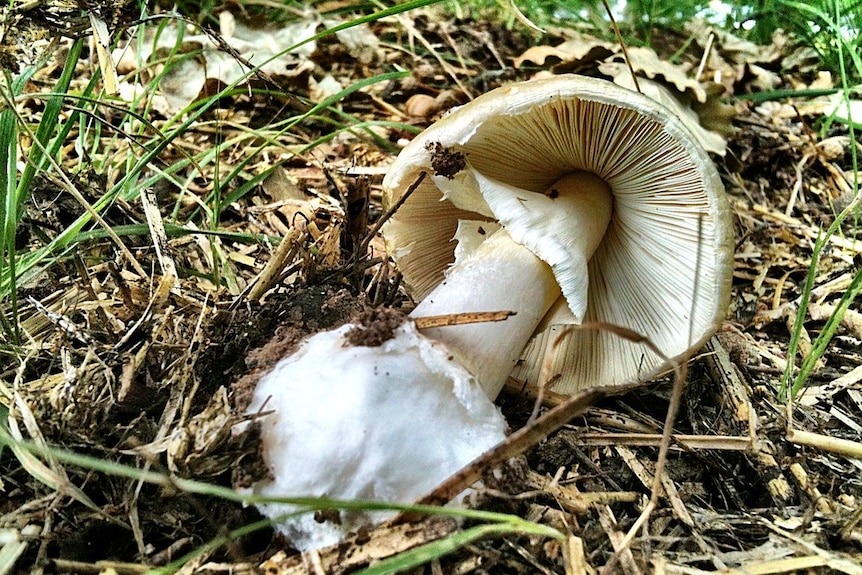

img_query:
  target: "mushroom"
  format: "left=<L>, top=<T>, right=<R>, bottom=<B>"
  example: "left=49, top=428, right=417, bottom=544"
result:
left=244, top=74, right=733, bottom=550
left=382, top=74, right=734, bottom=397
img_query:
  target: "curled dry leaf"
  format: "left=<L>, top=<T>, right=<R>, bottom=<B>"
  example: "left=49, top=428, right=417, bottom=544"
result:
left=249, top=166, right=345, bottom=280
left=513, top=37, right=616, bottom=71
left=686, top=18, right=779, bottom=66
left=115, top=11, right=379, bottom=113
left=330, top=19, right=381, bottom=65
left=515, top=39, right=729, bottom=155
left=599, top=46, right=707, bottom=103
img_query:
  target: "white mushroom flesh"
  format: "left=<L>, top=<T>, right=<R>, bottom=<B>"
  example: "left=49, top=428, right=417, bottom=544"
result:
left=246, top=321, right=507, bottom=551
left=413, top=172, right=612, bottom=398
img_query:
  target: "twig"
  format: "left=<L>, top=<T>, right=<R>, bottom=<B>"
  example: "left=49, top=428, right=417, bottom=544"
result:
left=575, top=433, right=753, bottom=450
left=597, top=505, right=642, bottom=575
left=244, top=227, right=305, bottom=303
left=358, top=171, right=427, bottom=257
left=414, top=310, right=515, bottom=329
left=396, top=383, right=634, bottom=513
left=601, top=0, right=641, bottom=93
left=786, top=427, right=862, bottom=460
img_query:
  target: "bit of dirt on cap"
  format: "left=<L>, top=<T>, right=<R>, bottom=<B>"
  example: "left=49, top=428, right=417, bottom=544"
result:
left=426, top=141, right=466, bottom=179
left=345, top=307, right=407, bottom=347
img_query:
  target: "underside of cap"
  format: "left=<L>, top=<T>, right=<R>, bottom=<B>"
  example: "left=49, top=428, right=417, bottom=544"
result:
left=382, top=75, right=734, bottom=394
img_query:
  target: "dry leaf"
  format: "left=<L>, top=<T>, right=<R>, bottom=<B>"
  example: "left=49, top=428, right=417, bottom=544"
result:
left=600, top=46, right=707, bottom=102
left=513, top=37, right=616, bottom=70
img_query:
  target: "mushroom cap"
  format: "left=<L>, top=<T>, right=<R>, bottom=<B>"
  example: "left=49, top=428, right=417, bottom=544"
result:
left=382, top=74, right=733, bottom=394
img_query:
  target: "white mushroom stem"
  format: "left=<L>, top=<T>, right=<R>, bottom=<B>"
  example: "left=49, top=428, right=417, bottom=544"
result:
left=412, top=171, right=613, bottom=398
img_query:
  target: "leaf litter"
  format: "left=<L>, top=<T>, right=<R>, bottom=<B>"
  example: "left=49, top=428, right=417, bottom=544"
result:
left=1, top=3, right=861, bottom=574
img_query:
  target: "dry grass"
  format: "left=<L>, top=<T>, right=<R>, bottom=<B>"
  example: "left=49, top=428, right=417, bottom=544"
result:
left=1, top=2, right=861, bottom=574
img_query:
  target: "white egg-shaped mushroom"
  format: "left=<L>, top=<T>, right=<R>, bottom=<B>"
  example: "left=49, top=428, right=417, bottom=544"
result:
left=382, top=74, right=734, bottom=397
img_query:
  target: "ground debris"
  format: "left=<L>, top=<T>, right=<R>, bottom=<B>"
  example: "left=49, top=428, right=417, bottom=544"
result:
left=261, top=516, right=459, bottom=575
left=2, top=3, right=861, bottom=573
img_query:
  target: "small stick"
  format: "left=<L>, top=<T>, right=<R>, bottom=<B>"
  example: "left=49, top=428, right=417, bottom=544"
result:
left=393, top=321, right=678, bottom=525
left=140, top=186, right=178, bottom=284
left=413, top=310, right=514, bottom=329
left=787, top=427, right=862, bottom=460
left=601, top=0, right=641, bottom=94
left=597, top=505, right=642, bottom=575
left=396, top=378, right=646, bottom=519
left=695, top=32, right=715, bottom=82
left=245, top=227, right=304, bottom=303
left=575, top=433, right=753, bottom=450
left=359, top=171, right=427, bottom=257
left=396, top=384, right=626, bottom=515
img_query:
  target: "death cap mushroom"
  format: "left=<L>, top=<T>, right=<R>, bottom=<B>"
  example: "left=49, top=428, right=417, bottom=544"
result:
left=382, top=74, right=733, bottom=396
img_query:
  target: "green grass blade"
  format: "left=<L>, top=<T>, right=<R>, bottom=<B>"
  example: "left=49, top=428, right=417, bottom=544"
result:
left=778, top=232, right=825, bottom=401
left=3, top=433, right=564, bottom=575
left=278, top=0, right=444, bottom=56
left=777, top=0, right=860, bottom=401
left=16, top=39, right=86, bottom=200
left=200, top=70, right=410, bottom=218
left=0, top=49, right=55, bottom=340
left=776, top=0, right=862, bottom=81
left=0, top=96, right=19, bottom=343
left=732, top=88, right=840, bottom=103
left=2, top=434, right=564, bottom=532
left=0, top=0, right=437, bottom=295
left=791, top=264, right=862, bottom=396
left=144, top=518, right=275, bottom=575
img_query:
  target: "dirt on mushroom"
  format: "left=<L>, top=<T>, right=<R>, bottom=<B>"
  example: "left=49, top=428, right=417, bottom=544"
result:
left=426, top=141, right=468, bottom=179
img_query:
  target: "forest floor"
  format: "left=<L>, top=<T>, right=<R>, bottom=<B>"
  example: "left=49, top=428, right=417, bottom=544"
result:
left=1, top=3, right=861, bottom=574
